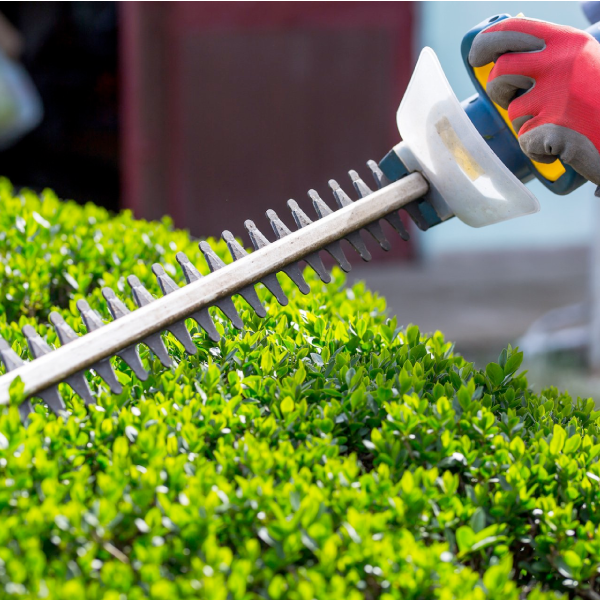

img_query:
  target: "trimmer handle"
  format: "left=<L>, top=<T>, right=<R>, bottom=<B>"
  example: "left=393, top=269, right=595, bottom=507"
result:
left=460, top=14, right=600, bottom=196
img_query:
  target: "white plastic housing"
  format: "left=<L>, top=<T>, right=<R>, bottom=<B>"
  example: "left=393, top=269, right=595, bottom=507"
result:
left=394, top=47, right=540, bottom=228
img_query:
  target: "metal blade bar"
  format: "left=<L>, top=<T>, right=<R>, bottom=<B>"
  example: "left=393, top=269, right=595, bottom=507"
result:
left=0, top=172, right=428, bottom=404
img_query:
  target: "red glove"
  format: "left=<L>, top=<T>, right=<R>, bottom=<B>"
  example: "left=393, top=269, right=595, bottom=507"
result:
left=468, top=17, right=600, bottom=187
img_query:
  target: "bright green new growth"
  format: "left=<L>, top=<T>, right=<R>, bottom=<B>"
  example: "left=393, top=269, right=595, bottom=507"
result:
left=0, top=180, right=598, bottom=600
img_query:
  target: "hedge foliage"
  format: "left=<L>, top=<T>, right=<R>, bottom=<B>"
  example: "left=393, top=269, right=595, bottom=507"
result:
left=0, top=181, right=599, bottom=599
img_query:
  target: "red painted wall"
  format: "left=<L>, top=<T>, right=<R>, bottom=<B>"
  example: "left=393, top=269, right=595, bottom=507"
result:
left=120, top=2, right=415, bottom=261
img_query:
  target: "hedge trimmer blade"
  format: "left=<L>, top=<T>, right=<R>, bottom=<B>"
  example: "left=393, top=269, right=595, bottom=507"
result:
left=0, top=166, right=429, bottom=414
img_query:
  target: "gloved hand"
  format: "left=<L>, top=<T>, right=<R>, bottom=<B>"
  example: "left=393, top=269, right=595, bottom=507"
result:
left=468, top=17, right=600, bottom=187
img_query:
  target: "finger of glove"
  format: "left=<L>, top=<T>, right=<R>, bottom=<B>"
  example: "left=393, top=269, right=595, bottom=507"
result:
left=486, top=74, right=535, bottom=110
left=504, top=85, right=541, bottom=133
left=469, top=27, right=544, bottom=67
left=519, top=123, right=600, bottom=185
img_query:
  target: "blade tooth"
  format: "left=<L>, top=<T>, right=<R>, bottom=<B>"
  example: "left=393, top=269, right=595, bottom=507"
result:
left=175, top=251, right=202, bottom=284
left=198, top=242, right=244, bottom=329
left=37, top=387, right=65, bottom=415
left=325, top=241, right=352, bottom=272
left=367, top=159, right=391, bottom=189
left=22, top=324, right=52, bottom=360
left=198, top=240, right=226, bottom=272
left=228, top=228, right=288, bottom=304
left=305, top=253, right=331, bottom=283
left=260, top=273, right=289, bottom=306
left=192, top=309, right=220, bottom=342
left=91, top=359, right=123, bottom=394
left=98, top=289, right=151, bottom=378
left=76, top=299, right=105, bottom=333
left=149, top=265, right=197, bottom=354
left=0, top=334, right=25, bottom=372
left=259, top=210, right=308, bottom=292
left=173, top=254, right=220, bottom=341
left=270, top=205, right=330, bottom=284
left=161, top=259, right=189, bottom=292
left=309, top=189, right=335, bottom=219
left=266, top=209, right=292, bottom=240
left=0, top=335, right=33, bottom=418
left=384, top=211, right=410, bottom=241
left=227, top=226, right=287, bottom=305
left=348, top=169, right=373, bottom=198
left=143, top=336, right=173, bottom=368
left=237, top=284, right=267, bottom=318
left=222, top=230, right=249, bottom=261
left=127, top=275, right=155, bottom=308
left=103, top=287, right=172, bottom=368
left=215, top=298, right=244, bottom=329
left=102, top=287, right=130, bottom=320
left=244, top=220, right=270, bottom=251
left=63, top=372, right=93, bottom=405
left=49, top=311, right=79, bottom=345
left=22, top=325, right=66, bottom=414
left=163, top=322, right=197, bottom=355
left=75, top=299, right=123, bottom=393
left=344, top=231, right=371, bottom=262
left=280, top=262, right=310, bottom=294
left=264, top=208, right=324, bottom=287
left=48, top=313, right=94, bottom=404
left=306, top=191, right=352, bottom=272
left=118, top=345, right=149, bottom=381
left=221, top=232, right=267, bottom=317
left=348, top=170, right=391, bottom=251
left=17, top=399, right=33, bottom=419
left=404, top=202, right=430, bottom=231
left=362, top=220, right=391, bottom=251
left=326, top=181, right=372, bottom=260
left=221, top=230, right=267, bottom=319
left=287, top=199, right=313, bottom=229
left=328, top=179, right=353, bottom=208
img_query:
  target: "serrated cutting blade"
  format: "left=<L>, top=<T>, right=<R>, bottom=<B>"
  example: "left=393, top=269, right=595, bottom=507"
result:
left=0, top=168, right=430, bottom=411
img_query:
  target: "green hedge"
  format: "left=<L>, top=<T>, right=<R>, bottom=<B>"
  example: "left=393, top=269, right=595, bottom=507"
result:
left=0, top=181, right=598, bottom=599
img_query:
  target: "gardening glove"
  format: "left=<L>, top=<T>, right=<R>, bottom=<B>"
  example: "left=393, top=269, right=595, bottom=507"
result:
left=468, top=16, right=600, bottom=189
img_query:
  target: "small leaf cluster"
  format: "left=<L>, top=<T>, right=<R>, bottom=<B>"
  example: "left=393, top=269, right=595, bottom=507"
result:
left=0, top=181, right=597, bottom=599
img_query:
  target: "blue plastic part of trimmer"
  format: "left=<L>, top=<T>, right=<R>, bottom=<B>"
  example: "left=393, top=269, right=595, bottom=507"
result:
left=461, top=13, right=600, bottom=196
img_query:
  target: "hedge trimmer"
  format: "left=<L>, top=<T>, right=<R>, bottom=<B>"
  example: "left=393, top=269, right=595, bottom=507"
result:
left=1, top=15, right=598, bottom=415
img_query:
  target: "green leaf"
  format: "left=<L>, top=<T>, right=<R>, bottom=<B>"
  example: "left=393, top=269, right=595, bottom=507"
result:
left=550, top=424, right=567, bottom=455
left=485, top=362, right=504, bottom=387
left=498, top=348, right=508, bottom=369
left=455, top=526, right=475, bottom=554
left=564, top=434, right=582, bottom=454
left=310, top=352, right=324, bottom=367
left=509, top=436, right=525, bottom=459
left=483, top=555, right=512, bottom=592
left=504, top=351, right=523, bottom=376
left=280, top=397, right=295, bottom=415
left=470, top=507, right=486, bottom=533
left=8, top=375, right=25, bottom=405
left=556, top=551, right=582, bottom=579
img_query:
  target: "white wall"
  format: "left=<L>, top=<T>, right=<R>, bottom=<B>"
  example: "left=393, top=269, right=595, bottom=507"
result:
left=416, top=2, right=596, bottom=257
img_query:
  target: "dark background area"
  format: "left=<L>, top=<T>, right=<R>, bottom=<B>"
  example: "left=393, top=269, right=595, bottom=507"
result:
left=0, top=2, right=119, bottom=210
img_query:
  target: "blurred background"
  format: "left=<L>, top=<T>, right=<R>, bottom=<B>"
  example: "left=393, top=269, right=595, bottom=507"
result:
left=0, top=1, right=599, bottom=393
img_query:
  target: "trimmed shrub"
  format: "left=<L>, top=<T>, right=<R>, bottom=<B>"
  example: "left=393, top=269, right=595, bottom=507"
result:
left=0, top=181, right=597, bottom=599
